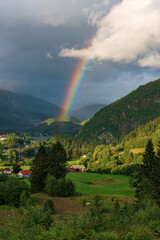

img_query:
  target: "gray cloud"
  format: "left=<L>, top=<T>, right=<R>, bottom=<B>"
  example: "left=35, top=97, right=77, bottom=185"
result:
left=0, top=0, right=160, bottom=111
left=60, top=0, right=160, bottom=69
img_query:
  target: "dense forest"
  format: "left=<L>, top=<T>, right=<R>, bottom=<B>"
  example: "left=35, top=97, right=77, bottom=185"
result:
left=79, top=78, right=160, bottom=144
left=0, top=137, right=160, bottom=239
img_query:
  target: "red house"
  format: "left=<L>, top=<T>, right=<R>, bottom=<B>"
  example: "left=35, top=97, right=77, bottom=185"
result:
left=66, top=168, right=75, bottom=173
left=70, top=165, right=85, bottom=172
left=18, top=170, right=31, bottom=178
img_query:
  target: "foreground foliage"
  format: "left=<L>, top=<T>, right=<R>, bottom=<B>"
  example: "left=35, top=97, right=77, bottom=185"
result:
left=0, top=195, right=160, bottom=240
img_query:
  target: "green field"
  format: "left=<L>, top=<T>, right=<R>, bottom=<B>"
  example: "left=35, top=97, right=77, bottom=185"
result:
left=0, top=166, right=31, bottom=170
left=67, top=172, right=135, bottom=197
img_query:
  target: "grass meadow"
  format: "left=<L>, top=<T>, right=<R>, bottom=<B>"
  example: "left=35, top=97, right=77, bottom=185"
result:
left=66, top=172, right=135, bottom=197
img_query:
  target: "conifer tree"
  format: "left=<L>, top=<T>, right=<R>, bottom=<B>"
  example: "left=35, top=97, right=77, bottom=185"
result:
left=30, top=145, right=48, bottom=192
left=48, top=142, right=67, bottom=179
left=136, top=139, right=155, bottom=199
left=150, top=142, right=160, bottom=205
left=141, top=139, right=155, bottom=180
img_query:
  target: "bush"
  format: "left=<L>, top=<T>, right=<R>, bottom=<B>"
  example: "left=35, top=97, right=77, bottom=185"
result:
left=21, top=205, right=53, bottom=229
left=45, top=175, right=75, bottom=197
left=0, top=182, right=5, bottom=204
left=20, top=189, right=31, bottom=207
left=93, top=231, right=119, bottom=240
left=43, top=199, right=55, bottom=214
left=3, top=177, right=30, bottom=207
left=132, top=227, right=153, bottom=240
left=0, top=173, right=9, bottom=182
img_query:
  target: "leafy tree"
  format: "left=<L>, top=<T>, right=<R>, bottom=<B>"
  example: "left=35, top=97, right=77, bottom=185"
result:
left=48, top=142, right=67, bottom=179
left=5, top=133, right=21, bottom=148
left=4, top=177, right=30, bottom=207
left=7, top=149, right=18, bottom=164
left=0, top=173, right=9, bottom=182
left=23, top=133, right=31, bottom=145
left=45, top=175, right=75, bottom=197
left=12, top=163, right=22, bottom=174
left=30, top=145, right=48, bottom=192
left=22, top=146, right=35, bottom=158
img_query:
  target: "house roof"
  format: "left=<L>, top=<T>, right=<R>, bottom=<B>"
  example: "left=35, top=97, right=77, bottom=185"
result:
left=71, top=165, right=85, bottom=169
left=20, top=170, right=31, bottom=175
left=4, top=168, right=11, bottom=171
left=0, top=168, right=11, bottom=172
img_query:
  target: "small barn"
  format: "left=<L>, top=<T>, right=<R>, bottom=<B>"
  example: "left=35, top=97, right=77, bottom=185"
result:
left=66, top=168, right=75, bottom=173
left=0, top=168, right=11, bottom=174
left=18, top=170, right=31, bottom=178
left=70, top=165, right=85, bottom=172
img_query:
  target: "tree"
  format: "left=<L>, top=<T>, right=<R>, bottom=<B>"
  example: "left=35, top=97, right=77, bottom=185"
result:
left=43, top=199, right=55, bottom=214
left=30, top=145, right=48, bottom=192
left=12, top=163, right=22, bottom=174
left=150, top=142, right=160, bottom=205
left=8, top=149, right=18, bottom=164
left=140, top=140, right=155, bottom=181
left=136, top=139, right=158, bottom=203
left=4, top=178, right=30, bottom=207
left=48, top=142, right=67, bottom=179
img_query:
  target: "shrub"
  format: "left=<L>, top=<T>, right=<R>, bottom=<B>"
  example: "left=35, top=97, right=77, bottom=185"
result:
left=3, top=177, right=30, bottom=207
left=20, top=189, right=31, bottom=207
left=45, top=175, right=75, bottom=197
left=93, top=231, right=119, bottom=240
left=21, top=205, right=53, bottom=229
left=43, top=199, right=55, bottom=214
left=132, top=227, right=153, bottom=240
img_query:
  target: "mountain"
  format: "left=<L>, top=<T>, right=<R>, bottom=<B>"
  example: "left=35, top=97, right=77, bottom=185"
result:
left=0, top=90, right=60, bottom=132
left=28, top=116, right=82, bottom=136
left=78, top=78, right=160, bottom=144
left=71, top=104, right=106, bottom=121
left=118, top=115, right=160, bottom=150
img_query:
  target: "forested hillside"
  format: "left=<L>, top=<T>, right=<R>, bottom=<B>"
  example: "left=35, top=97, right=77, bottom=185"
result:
left=71, top=104, right=105, bottom=121
left=79, top=78, right=160, bottom=144
left=28, top=116, right=82, bottom=136
left=118, top=116, right=160, bottom=149
left=0, top=90, right=60, bottom=132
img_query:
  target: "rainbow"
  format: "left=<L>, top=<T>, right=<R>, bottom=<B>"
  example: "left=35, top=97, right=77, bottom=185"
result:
left=60, top=58, right=91, bottom=117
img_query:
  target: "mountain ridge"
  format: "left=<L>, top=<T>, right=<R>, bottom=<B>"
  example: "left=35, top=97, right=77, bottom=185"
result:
left=0, top=89, right=61, bottom=131
left=78, top=78, right=160, bottom=144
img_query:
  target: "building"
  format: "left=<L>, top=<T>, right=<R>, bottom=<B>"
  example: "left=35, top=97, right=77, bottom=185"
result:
left=0, top=168, right=11, bottom=174
left=70, top=165, right=85, bottom=172
left=66, top=168, right=75, bottom=173
left=18, top=170, right=31, bottom=178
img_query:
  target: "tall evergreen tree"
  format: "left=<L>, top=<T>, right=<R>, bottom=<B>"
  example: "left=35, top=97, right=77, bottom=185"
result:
left=30, top=145, right=48, bottom=192
left=140, top=139, right=155, bottom=180
left=48, top=142, right=67, bottom=179
left=150, top=142, right=160, bottom=205
left=136, top=139, right=155, bottom=200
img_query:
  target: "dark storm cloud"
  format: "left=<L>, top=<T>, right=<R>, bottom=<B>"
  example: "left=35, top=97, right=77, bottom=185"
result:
left=0, top=0, right=160, bottom=110
left=0, top=20, right=95, bottom=106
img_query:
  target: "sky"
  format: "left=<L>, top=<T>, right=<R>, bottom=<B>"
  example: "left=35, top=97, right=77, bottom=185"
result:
left=0, top=0, right=160, bottom=111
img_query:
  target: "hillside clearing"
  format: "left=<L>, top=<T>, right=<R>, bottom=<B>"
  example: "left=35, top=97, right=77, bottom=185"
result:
left=66, top=172, right=135, bottom=197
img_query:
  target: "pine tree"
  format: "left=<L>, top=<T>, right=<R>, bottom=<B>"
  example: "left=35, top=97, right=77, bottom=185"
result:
left=150, top=142, right=160, bottom=205
left=136, top=139, right=155, bottom=200
left=140, top=139, right=155, bottom=180
left=30, top=145, right=48, bottom=192
left=48, top=142, right=67, bottom=179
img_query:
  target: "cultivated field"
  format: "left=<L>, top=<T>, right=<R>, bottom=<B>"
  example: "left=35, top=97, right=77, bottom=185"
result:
left=66, top=172, right=135, bottom=197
